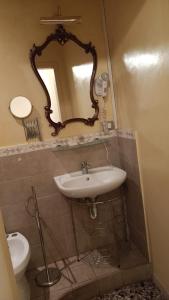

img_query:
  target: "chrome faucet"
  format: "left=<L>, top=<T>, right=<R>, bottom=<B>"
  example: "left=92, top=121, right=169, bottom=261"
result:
left=80, top=161, right=90, bottom=174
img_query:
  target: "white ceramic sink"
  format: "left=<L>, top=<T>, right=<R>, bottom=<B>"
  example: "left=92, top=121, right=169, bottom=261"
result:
left=54, top=166, right=127, bottom=198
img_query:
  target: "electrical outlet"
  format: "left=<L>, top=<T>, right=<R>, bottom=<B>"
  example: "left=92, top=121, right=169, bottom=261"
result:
left=107, top=121, right=114, bottom=130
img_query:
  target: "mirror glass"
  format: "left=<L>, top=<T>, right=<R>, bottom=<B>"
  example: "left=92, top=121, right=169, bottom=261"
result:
left=9, top=96, right=32, bottom=119
left=36, top=40, right=94, bottom=123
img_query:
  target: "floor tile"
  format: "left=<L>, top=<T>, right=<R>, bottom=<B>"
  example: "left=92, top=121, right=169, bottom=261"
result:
left=120, top=244, right=147, bottom=269
left=28, top=243, right=150, bottom=300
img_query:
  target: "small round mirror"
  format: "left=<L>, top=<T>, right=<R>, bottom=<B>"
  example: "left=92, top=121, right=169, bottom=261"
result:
left=9, top=96, right=32, bottom=119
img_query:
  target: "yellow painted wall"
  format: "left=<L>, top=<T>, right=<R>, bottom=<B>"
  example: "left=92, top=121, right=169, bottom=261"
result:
left=0, top=211, right=19, bottom=300
left=104, top=0, right=169, bottom=292
left=0, top=0, right=113, bottom=147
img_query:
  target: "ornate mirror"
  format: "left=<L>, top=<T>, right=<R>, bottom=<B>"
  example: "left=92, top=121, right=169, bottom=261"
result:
left=30, top=25, right=99, bottom=136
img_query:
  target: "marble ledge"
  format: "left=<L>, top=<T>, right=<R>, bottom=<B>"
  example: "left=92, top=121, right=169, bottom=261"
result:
left=0, top=129, right=135, bottom=158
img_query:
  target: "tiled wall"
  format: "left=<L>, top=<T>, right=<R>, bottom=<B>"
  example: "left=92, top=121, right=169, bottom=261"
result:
left=118, top=137, right=149, bottom=258
left=0, top=138, right=122, bottom=269
left=0, top=132, right=149, bottom=270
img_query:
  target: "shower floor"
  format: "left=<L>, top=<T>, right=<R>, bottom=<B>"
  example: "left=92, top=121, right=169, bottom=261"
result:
left=27, top=244, right=151, bottom=300
left=91, top=280, right=162, bottom=300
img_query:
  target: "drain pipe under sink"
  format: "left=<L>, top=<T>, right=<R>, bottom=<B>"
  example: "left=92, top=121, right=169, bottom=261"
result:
left=89, top=198, right=97, bottom=219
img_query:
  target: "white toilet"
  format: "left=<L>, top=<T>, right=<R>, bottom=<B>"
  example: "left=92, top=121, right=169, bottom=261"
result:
left=7, top=232, right=31, bottom=300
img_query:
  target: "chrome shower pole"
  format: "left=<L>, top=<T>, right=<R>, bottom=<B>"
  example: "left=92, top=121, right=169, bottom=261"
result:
left=31, top=187, right=61, bottom=287
left=34, top=189, right=50, bottom=282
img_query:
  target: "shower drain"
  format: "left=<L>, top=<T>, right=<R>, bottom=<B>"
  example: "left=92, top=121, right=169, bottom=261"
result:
left=82, top=248, right=118, bottom=267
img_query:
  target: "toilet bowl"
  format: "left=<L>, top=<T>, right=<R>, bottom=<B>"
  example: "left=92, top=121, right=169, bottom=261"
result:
left=7, top=232, right=31, bottom=300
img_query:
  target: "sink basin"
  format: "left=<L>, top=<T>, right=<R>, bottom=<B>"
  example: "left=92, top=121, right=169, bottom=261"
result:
left=54, top=166, right=127, bottom=198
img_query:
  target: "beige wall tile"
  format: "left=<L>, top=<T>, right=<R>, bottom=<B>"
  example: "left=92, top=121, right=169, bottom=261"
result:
left=118, top=137, right=148, bottom=258
left=0, top=177, right=32, bottom=206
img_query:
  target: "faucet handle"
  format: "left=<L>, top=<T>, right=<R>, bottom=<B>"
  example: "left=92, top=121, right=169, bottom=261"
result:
left=87, top=162, right=91, bottom=168
left=81, top=161, right=87, bottom=167
left=80, top=161, right=91, bottom=168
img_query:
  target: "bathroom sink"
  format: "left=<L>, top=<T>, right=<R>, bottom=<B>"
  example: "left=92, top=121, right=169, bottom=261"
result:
left=54, top=166, right=127, bottom=198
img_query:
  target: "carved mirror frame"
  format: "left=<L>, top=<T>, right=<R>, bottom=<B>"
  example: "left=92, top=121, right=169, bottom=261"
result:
left=30, top=25, right=99, bottom=136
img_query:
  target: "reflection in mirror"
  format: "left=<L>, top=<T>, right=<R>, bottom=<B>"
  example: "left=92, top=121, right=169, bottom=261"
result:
left=9, top=96, right=32, bottom=119
left=30, top=25, right=99, bottom=136
left=38, top=68, right=61, bottom=123
left=36, top=40, right=93, bottom=123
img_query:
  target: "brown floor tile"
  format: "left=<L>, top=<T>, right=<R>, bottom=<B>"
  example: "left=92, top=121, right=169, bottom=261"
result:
left=69, top=262, right=95, bottom=287
left=121, top=264, right=152, bottom=285
left=120, top=244, right=147, bottom=269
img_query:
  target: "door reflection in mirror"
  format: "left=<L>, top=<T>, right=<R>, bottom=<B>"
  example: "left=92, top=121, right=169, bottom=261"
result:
left=72, top=63, right=93, bottom=79
left=72, top=63, right=93, bottom=117
left=38, top=68, right=62, bottom=123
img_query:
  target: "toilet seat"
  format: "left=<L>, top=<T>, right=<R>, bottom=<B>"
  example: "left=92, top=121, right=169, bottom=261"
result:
left=7, top=232, right=31, bottom=300
left=7, top=232, right=30, bottom=277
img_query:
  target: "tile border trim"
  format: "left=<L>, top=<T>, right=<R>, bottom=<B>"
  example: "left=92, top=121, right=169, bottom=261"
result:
left=117, top=129, right=135, bottom=140
left=0, top=129, right=135, bottom=157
